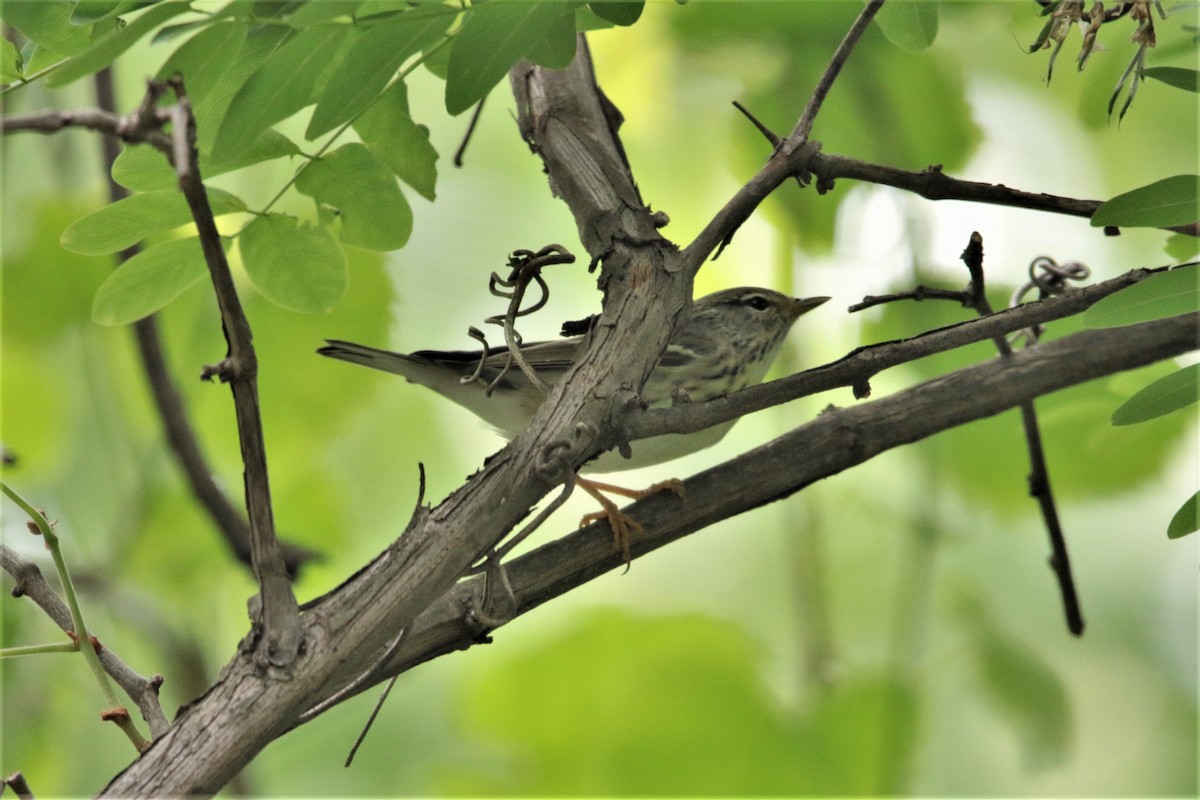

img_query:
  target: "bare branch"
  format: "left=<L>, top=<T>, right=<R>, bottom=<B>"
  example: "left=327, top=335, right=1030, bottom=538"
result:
left=90, top=69, right=318, bottom=578
left=2, top=105, right=173, bottom=152
left=1, top=544, right=170, bottom=737
left=786, top=0, right=886, bottom=147
left=625, top=265, right=1172, bottom=443
left=155, top=79, right=300, bottom=666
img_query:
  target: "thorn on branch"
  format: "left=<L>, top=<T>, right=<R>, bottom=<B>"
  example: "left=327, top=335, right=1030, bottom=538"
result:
left=100, top=706, right=132, bottom=723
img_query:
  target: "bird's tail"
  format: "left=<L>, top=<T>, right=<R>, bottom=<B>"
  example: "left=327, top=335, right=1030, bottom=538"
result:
left=317, top=340, right=423, bottom=378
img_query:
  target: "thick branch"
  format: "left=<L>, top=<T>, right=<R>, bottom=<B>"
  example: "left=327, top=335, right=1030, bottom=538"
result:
left=103, top=40, right=692, bottom=798
left=299, top=312, right=1198, bottom=701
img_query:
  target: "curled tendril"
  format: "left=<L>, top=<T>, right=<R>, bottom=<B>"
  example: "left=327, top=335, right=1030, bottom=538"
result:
left=462, top=244, right=576, bottom=396
left=1009, top=255, right=1092, bottom=346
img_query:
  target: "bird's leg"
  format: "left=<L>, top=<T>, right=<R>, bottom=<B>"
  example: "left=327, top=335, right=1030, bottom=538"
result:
left=576, top=477, right=686, bottom=567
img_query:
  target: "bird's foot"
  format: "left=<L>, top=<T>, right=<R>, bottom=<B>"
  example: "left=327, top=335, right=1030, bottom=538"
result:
left=576, top=477, right=686, bottom=569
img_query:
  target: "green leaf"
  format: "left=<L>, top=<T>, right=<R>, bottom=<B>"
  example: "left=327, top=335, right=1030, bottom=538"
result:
left=70, top=1, right=121, bottom=25
left=61, top=188, right=247, bottom=255
left=1167, top=492, right=1198, bottom=539
left=306, top=5, right=454, bottom=139
left=1, top=1, right=99, bottom=56
left=874, top=0, right=939, bottom=52
left=587, top=0, right=644, bottom=26
left=190, top=24, right=294, bottom=152
left=205, top=128, right=300, bottom=175
left=212, top=24, right=353, bottom=160
left=1111, top=364, right=1199, bottom=425
left=445, top=0, right=579, bottom=115
left=353, top=81, right=438, bottom=200
left=70, top=0, right=139, bottom=25
left=238, top=213, right=347, bottom=312
left=113, top=131, right=299, bottom=191
left=1084, top=266, right=1199, bottom=328
left=1, top=36, right=23, bottom=81
left=154, top=20, right=248, bottom=108
left=91, top=236, right=216, bottom=325
left=525, top=5, right=579, bottom=69
left=1141, top=66, right=1200, bottom=93
left=111, top=144, right=177, bottom=192
left=422, top=36, right=451, bottom=79
left=284, top=0, right=364, bottom=25
left=1164, top=233, right=1200, bottom=262
left=1091, top=175, right=1200, bottom=228
left=46, top=1, right=192, bottom=88
left=294, top=144, right=412, bottom=251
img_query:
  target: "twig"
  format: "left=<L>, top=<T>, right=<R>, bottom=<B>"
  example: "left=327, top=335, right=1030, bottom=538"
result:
left=626, top=265, right=1170, bottom=441
left=90, top=69, right=317, bottom=578
left=690, top=110, right=1197, bottom=270
left=849, top=285, right=972, bottom=312
left=0, top=488, right=151, bottom=749
left=296, top=627, right=411, bottom=728
left=1, top=106, right=174, bottom=151
left=155, top=77, right=300, bottom=665
left=453, top=96, right=486, bottom=167
left=957, top=235, right=1084, bottom=635
left=844, top=232, right=1086, bottom=636
left=0, top=544, right=170, bottom=736
left=464, top=245, right=576, bottom=394
left=785, top=0, right=886, bottom=149
left=3, top=772, right=34, bottom=800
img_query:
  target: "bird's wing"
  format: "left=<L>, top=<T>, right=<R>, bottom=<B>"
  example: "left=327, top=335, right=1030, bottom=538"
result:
left=412, top=336, right=583, bottom=389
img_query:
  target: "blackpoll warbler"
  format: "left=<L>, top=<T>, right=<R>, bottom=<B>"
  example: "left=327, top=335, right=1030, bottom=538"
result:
left=319, top=287, right=828, bottom=558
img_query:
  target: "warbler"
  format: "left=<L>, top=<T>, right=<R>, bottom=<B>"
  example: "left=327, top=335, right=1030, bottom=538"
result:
left=319, top=287, right=828, bottom=559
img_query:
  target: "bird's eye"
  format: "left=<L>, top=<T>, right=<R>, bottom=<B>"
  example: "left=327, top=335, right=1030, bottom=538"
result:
left=746, top=295, right=771, bottom=311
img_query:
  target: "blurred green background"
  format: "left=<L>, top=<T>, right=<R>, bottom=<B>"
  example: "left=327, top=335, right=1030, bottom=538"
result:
left=2, top=1, right=1197, bottom=796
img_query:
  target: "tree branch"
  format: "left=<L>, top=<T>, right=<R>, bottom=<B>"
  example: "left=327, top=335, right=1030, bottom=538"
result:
left=692, top=87, right=1198, bottom=267
left=1, top=95, right=174, bottom=151
left=786, top=0, right=885, bottom=147
left=89, top=69, right=317, bottom=578
left=293, top=311, right=1198, bottom=706
left=624, top=264, right=1172, bottom=442
left=119, top=79, right=300, bottom=667
left=102, top=39, right=697, bottom=797
left=0, top=544, right=170, bottom=737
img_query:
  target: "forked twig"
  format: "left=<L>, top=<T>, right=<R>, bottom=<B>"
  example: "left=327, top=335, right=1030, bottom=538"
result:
left=850, top=232, right=1088, bottom=636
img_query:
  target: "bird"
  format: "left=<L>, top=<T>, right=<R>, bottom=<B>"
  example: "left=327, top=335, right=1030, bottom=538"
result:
left=319, top=287, right=829, bottom=562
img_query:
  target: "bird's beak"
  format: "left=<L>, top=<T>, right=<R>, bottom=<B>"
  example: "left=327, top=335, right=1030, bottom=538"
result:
left=788, top=295, right=831, bottom=318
